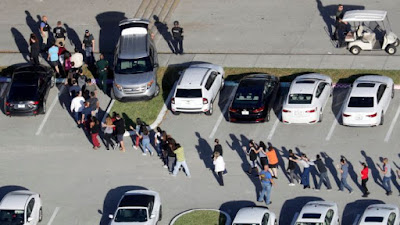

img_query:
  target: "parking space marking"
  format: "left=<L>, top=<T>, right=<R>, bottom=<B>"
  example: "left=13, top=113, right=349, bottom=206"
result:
left=209, top=87, right=237, bottom=139
left=267, top=113, right=281, bottom=140
left=384, top=103, right=400, bottom=142
left=325, top=90, right=350, bottom=141
left=35, top=86, right=65, bottom=136
left=46, top=207, right=60, bottom=225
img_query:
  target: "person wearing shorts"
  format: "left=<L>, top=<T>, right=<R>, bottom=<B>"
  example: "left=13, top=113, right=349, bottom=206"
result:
left=266, top=146, right=279, bottom=178
left=47, top=41, right=59, bottom=74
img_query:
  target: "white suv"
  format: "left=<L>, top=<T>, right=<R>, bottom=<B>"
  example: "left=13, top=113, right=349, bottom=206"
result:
left=171, top=64, right=224, bottom=116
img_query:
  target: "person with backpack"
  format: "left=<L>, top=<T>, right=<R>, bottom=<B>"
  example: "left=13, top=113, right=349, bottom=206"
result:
left=245, top=140, right=258, bottom=176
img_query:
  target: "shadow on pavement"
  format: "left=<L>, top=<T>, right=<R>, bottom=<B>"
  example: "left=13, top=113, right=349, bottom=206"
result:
left=153, top=15, right=174, bottom=53
left=98, top=185, right=148, bottom=225
left=0, top=185, right=29, bottom=201
left=279, top=196, right=324, bottom=225
left=64, top=23, right=82, bottom=51
left=194, top=131, right=220, bottom=184
left=361, top=150, right=383, bottom=188
left=96, top=11, right=127, bottom=55
left=342, top=199, right=384, bottom=224
left=24, top=10, right=41, bottom=39
left=11, top=27, right=29, bottom=62
left=219, top=200, right=256, bottom=221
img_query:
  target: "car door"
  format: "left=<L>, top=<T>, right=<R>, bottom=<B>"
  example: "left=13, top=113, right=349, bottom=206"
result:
left=204, top=71, right=218, bottom=101
left=261, top=212, right=270, bottom=225
left=324, top=209, right=334, bottom=225
left=25, top=198, right=36, bottom=224
left=376, top=84, right=387, bottom=114
left=315, top=82, right=330, bottom=111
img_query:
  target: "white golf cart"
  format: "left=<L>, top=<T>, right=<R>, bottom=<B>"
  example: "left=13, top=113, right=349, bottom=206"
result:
left=342, top=10, right=399, bottom=55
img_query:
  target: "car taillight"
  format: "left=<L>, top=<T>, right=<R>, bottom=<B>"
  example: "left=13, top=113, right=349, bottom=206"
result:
left=282, top=109, right=291, bottom=113
left=33, top=101, right=39, bottom=105
left=229, top=107, right=238, bottom=113
left=366, top=113, right=377, bottom=118
left=253, top=106, right=265, bottom=113
left=203, top=98, right=208, bottom=104
left=305, top=108, right=316, bottom=113
left=342, top=113, right=351, bottom=117
left=171, top=97, right=175, bottom=104
left=5, top=102, right=10, bottom=106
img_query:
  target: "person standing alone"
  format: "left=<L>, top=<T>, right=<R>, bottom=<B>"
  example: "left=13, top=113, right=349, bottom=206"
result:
left=29, top=33, right=40, bottom=65
left=213, top=151, right=225, bottom=186
left=171, top=21, right=183, bottom=54
left=360, top=162, right=370, bottom=197
left=258, top=165, right=274, bottom=205
left=82, top=30, right=95, bottom=65
left=40, top=16, right=50, bottom=51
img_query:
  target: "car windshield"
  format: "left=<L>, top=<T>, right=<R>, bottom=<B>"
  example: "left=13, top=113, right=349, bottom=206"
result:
left=0, top=210, right=25, bottom=225
left=175, top=89, right=202, bottom=98
left=364, top=216, right=384, bottom=222
left=348, top=97, right=374, bottom=107
left=233, top=85, right=263, bottom=107
left=115, top=57, right=152, bottom=74
left=8, top=84, right=38, bottom=101
left=114, top=208, right=148, bottom=222
left=295, top=223, right=323, bottom=225
left=288, top=94, right=313, bottom=104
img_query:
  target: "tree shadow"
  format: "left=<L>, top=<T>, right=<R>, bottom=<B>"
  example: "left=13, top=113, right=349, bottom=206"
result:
left=96, top=11, right=127, bottom=54
left=360, top=150, right=383, bottom=188
left=341, top=155, right=362, bottom=192
left=342, top=199, right=385, bottom=225
left=64, top=23, right=82, bottom=51
left=10, top=27, right=29, bottom=62
left=321, top=152, right=340, bottom=188
left=219, top=200, right=256, bottom=222
left=0, top=185, right=29, bottom=201
left=153, top=15, right=174, bottom=53
left=279, top=196, right=324, bottom=225
left=98, top=185, right=148, bottom=225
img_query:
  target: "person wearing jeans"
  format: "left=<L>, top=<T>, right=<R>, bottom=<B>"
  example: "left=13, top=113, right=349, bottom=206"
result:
left=292, top=153, right=311, bottom=189
left=379, top=158, right=393, bottom=196
left=258, top=165, right=274, bottom=205
left=313, top=154, right=332, bottom=190
left=213, top=151, right=225, bottom=186
left=340, top=158, right=353, bottom=193
left=169, top=138, right=190, bottom=177
left=70, top=92, right=85, bottom=126
left=136, top=129, right=153, bottom=156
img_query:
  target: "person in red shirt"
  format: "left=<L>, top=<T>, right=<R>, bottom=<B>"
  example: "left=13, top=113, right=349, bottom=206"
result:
left=360, top=162, right=370, bottom=197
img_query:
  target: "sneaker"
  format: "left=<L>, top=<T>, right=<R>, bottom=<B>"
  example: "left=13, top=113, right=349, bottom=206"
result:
left=349, top=191, right=353, bottom=195
left=187, top=175, right=191, bottom=178
left=133, top=146, right=138, bottom=150
left=315, top=189, right=320, bottom=192
left=289, top=183, right=295, bottom=186
left=150, top=152, right=154, bottom=156
left=142, top=153, right=147, bottom=156
left=257, top=200, right=263, bottom=202
left=327, top=188, right=332, bottom=192
left=266, top=201, right=272, bottom=205
left=163, top=165, right=168, bottom=168
left=362, top=194, right=368, bottom=198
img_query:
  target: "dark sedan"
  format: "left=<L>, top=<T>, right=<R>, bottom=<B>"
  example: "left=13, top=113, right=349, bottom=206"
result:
left=4, top=65, right=54, bottom=116
left=228, top=74, right=279, bottom=122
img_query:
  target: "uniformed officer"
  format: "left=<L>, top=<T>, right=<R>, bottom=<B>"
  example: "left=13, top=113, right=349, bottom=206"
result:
left=171, top=21, right=184, bottom=54
left=40, top=16, right=50, bottom=51
left=333, top=4, right=348, bottom=46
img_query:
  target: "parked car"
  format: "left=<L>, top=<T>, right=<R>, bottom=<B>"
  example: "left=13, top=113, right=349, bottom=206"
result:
left=357, top=204, right=399, bottom=225
left=108, top=190, right=161, bottom=225
left=112, top=18, right=159, bottom=101
left=342, top=75, right=393, bottom=126
left=171, top=63, right=224, bottom=116
left=232, top=206, right=277, bottom=225
left=282, top=73, right=332, bottom=124
left=295, top=201, right=339, bottom=225
left=4, top=64, right=54, bottom=116
left=0, top=190, right=43, bottom=225
left=229, top=74, right=279, bottom=122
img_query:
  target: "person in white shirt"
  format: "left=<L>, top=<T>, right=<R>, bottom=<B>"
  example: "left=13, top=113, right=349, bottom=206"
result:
left=70, top=48, right=83, bottom=69
left=70, top=92, right=85, bottom=126
left=291, top=153, right=311, bottom=189
left=213, top=151, right=226, bottom=186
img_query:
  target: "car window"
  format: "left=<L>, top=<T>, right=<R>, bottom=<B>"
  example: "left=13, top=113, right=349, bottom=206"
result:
left=115, top=208, right=148, bottom=222
left=26, top=198, right=35, bottom=219
left=205, top=72, right=217, bottom=90
left=387, top=213, right=396, bottom=225
left=175, top=89, right=202, bottom=98
left=148, top=201, right=154, bottom=216
left=316, top=82, right=327, bottom=98
left=0, top=210, right=24, bottom=224
left=324, top=209, right=334, bottom=225
left=262, top=212, right=270, bottom=225
left=348, top=97, right=374, bottom=107
left=377, top=84, right=387, bottom=103
left=115, top=57, right=153, bottom=74
left=288, top=94, right=313, bottom=104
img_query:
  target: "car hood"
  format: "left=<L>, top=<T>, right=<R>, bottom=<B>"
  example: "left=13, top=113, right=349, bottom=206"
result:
left=114, top=71, right=154, bottom=86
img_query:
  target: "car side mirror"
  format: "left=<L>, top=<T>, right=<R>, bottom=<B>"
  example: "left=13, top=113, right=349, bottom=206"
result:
left=154, top=63, right=159, bottom=68
left=27, top=217, right=33, bottom=222
left=108, top=214, right=114, bottom=219
left=150, top=214, right=156, bottom=219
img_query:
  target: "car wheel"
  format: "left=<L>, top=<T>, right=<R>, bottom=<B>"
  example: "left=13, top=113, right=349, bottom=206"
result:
left=274, top=219, right=277, bottom=225
left=110, top=88, right=116, bottom=100
left=318, top=110, right=323, bottom=122
left=50, top=76, right=55, bottom=88
left=154, top=84, right=160, bottom=97
left=205, top=102, right=213, bottom=116
left=350, top=46, right=361, bottom=55
left=39, top=207, right=43, bottom=222
left=158, top=205, right=162, bottom=221
left=380, top=112, right=384, bottom=125
left=394, top=38, right=400, bottom=47
left=266, top=110, right=270, bottom=122
left=392, top=85, right=395, bottom=98
left=172, top=110, right=180, bottom=115
left=41, top=101, right=46, bottom=114
left=385, top=45, right=396, bottom=55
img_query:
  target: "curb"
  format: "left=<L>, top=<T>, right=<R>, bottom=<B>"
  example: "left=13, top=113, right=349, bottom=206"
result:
left=169, top=209, right=232, bottom=225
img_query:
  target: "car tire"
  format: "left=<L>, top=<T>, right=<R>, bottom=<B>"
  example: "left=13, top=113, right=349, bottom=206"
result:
left=154, top=84, right=160, bottom=97
left=394, top=38, right=400, bottom=47
left=385, top=45, right=396, bottom=55
left=41, top=101, right=46, bottom=114
left=266, top=110, right=270, bottom=122
left=205, top=102, right=213, bottom=116
left=172, top=110, right=180, bottom=115
left=380, top=112, right=384, bottom=125
left=318, top=110, right=323, bottom=122
left=110, top=88, right=116, bottom=100
left=39, top=207, right=43, bottom=222
left=350, top=46, right=361, bottom=55
left=158, top=205, right=162, bottom=221
left=392, top=85, right=395, bottom=98
left=274, top=219, right=277, bottom=225
left=50, top=76, right=55, bottom=88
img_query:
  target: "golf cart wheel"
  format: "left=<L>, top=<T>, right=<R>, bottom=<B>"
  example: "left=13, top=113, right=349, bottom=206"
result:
left=350, top=46, right=361, bottom=55
left=386, top=45, right=396, bottom=55
left=394, top=38, right=400, bottom=47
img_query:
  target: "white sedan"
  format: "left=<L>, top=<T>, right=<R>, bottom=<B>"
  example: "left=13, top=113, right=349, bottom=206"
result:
left=232, top=206, right=277, bottom=225
left=357, top=204, right=399, bottom=225
left=282, top=73, right=332, bottom=124
left=295, top=201, right=339, bottom=225
left=109, top=190, right=161, bottom=225
left=342, top=75, right=394, bottom=126
left=0, top=190, right=43, bottom=225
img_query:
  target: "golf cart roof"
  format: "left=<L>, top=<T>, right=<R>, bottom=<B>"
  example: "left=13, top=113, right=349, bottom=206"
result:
left=342, top=10, right=387, bottom=22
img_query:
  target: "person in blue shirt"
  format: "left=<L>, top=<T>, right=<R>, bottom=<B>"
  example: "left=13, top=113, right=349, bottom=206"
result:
left=258, top=165, right=275, bottom=205
left=339, top=157, right=353, bottom=194
left=47, top=41, right=59, bottom=74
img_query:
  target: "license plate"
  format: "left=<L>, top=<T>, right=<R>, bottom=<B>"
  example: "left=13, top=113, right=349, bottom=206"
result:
left=356, top=115, right=363, bottom=120
left=17, top=104, right=25, bottom=108
left=294, top=111, right=303, bottom=116
left=242, top=110, right=249, bottom=115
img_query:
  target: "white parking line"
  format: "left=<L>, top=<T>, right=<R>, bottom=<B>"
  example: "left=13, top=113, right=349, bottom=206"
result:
left=46, top=207, right=60, bottom=225
left=35, top=86, right=65, bottom=135
left=267, top=112, right=281, bottom=140
left=325, top=90, right=350, bottom=141
left=209, top=87, right=237, bottom=139
left=384, top=103, right=400, bottom=142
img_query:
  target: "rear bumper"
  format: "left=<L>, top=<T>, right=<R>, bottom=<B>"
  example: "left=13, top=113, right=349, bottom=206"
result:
left=282, top=113, right=318, bottom=124
left=6, top=109, right=38, bottom=116
left=229, top=112, right=266, bottom=123
left=171, top=104, right=209, bottom=113
left=342, top=117, right=379, bottom=127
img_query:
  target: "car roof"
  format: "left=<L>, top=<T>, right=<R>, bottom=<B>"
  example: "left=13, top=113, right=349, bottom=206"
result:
left=12, top=72, right=41, bottom=84
left=242, top=74, right=278, bottom=81
left=119, top=190, right=157, bottom=208
left=350, top=76, right=387, bottom=97
left=360, top=204, right=399, bottom=222
left=0, top=191, right=36, bottom=210
left=342, top=10, right=387, bottom=22
left=233, top=207, right=269, bottom=224
left=177, top=67, right=211, bottom=88
left=296, top=201, right=337, bottom=223
left=118, top=32, right=148, bottom=59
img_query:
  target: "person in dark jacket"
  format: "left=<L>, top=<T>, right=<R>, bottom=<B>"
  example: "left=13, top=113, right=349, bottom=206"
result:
left=29, top=33, right=40, bottom=65
left=287, top=149, right=300, bottom=186
left=171, top=21, right=183, bottom=54
left=246, top=140, right=258, bottom=176
left=313, top=154, right=332, bottom=190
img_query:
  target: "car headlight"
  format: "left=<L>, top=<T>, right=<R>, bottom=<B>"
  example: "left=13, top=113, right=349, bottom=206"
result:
left=114, top=83, right=123, bottom=91
left=147, top=80, right=154, bottom=89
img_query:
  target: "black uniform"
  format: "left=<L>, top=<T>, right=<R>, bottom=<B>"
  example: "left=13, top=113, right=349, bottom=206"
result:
left=333, top=10, right=346, bottom=43
left=53, top=26, right=66, bottom=39
left=30, top=41, right=40, bottom=65
left=171, top=26, right=183, bottom=54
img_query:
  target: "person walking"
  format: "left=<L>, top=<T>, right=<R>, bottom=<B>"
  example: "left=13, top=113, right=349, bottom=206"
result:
left=53, top=21, right=66, bottom=47
left=339, top=157, right=353, bottom=194
left=29, top=33, right=40, bottom=65
left=171, top=21, right=183, bottom=54
left=245, top=140, right=258, bottom=176
left=360, top=162, right=370, bottom=197
left=39, top=15, right=50, bottom=51
left=70, top=92, right=85, bottom=126
left=80, top=101, right=92, bottom=131
left=258, top=165, right=274, bottom=205
left=287, top=150, right=300, bottom=186
left=102, top=116, right=115, bottom=150
left=47, top=41, right=60, bottom=74
left=313, top=154, right=332, bottom=191
left=291, top=153, right=311, bottom=189
left=378, top=158, right=393, bottom=196
left=82, top=30, right=95, bottom=64
left=133, top=118, right=144, bottom=150
left=135, top=127, right=153, bottom=156
left=160, top=130, right=169, bottom=168
left=213, top=138, right=223, bottom=156
left=96, top=53, right=109, bottom=93
left=113, top=114, right=126, bottom=152
left=213, top=151, right=225, bottom=186
left=256, top=141, right=268, bottom=169
left=266, top=146, right=279, bottom=179
left=154, top=127, right=162, bottom=156
left=170, top=138, right=191, bottom=178
left=90, top=117, right=101, bottom=150
left=164, top=133, right=176, bottom=173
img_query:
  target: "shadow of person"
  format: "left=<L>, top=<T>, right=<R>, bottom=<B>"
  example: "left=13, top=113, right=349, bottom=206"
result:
left=64, top=23, right=82, bottom=50
left=11, top=28, right=29, bottom=62
left=153, top=15, right=175, bottom=53
left=25, top=10, right=40, bottom=38
left=321, top=152, right=340, bottom=188
left=195, top=132, right=220, bottom=185
left=280, top=196, right=324, bottom=225
left=341, top=155, right=362, bottom=192
left=96, top=12, right=127, bottom=54
left=361, top=150, right=383, bottom=188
